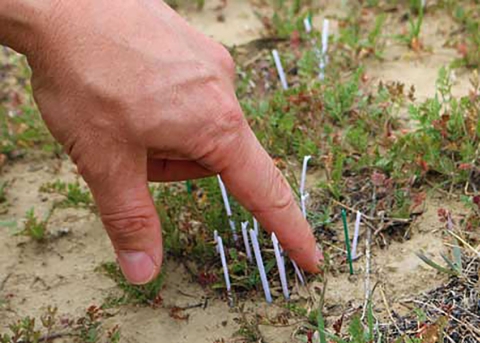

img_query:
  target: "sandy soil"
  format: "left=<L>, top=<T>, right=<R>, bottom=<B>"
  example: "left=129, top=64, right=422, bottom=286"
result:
left=0, top=159, right=461, bottom=342
left=0, top=1, right=474, bottom=342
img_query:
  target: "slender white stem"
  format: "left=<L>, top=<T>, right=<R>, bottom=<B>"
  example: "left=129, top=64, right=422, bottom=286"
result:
left=291, top=260, right=305, bottom=285
left=217, top=175, right=238, bottom=241
left=319, top=19, right=329, bottom=80
left=362, top=226, right=372, bottom=319
left=272, top=49, right=289, bottom=90
left=300, top=155, right=312, bottom=196
left=300, top=155, right=311, bottom=218
left=303, top=17, right=312, bottom=33
left=253, top=217, right=259, bottom=236
left=421, top=0, right=426, bottom=8
left=351, top=211, right=362, bottom=259
left=272, top=233, right=289, bottom=300
left=214, top=230, right=219, bottom=254
left=301, top=193, right=310, bottom=219
left=321, top=19, right=329, bottom=55
left=303, top=16, right=323, bottom=78
left=249, top=229, right=272, bottom=303
left=241, top=221, right=253, bottom=262
left=217, top=175, right=232, bottom=216
left=217, top=236, right=231, bottom=292
left=228, top=218, right=238, bottom=242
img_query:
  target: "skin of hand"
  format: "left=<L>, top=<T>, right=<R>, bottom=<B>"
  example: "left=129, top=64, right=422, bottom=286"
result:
left=1, top=0, right=322, bottom=284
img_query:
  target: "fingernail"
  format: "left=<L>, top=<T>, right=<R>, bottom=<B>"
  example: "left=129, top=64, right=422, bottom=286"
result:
left=117, top=251, right=156, bottom=285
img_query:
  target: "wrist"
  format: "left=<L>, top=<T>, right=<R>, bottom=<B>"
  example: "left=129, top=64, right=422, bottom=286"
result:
left=0, top=0, right=57, bottom=55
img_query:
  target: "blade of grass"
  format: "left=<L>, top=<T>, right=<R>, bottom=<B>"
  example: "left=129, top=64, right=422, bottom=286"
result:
left=439, top=253, right=461, bottom=275
left=416, top=251, right=458, bottom=276
left=317, top=311, right=327, bottom=343
left=445, top=230, right=480, bottom=259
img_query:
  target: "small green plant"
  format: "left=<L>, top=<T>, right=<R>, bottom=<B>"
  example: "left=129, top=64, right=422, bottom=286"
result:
left=0, top=317, right=42, bottom=343
left=258, top=0, right=316, bottom=38
left=98, top=262, right=165, bottom=306
left=0, top=306, right=120, bottom=343
left=0, top=181, right=7, bottom=203
left=416, top=250, right=462, bottom=276
left=40, top=180, right=92, bottom=208
left=395, top=3, right=424, bottom=51
left=74, top=306, right=120, bottom=343
left=384, top=67, right=479, bottom=188
left=0, top=105, right=59, bottom=158
left=15, top=208, right=50, bottom=241
left=451, top=4, right=480, bottom=68
left=300, top=301, right=377, bottom=343
left=0, top=307, right=56, bottom=343
left=338, top=11, right=386, bottom=61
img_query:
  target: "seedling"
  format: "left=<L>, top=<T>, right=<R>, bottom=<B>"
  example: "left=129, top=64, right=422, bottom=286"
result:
left=272, top=50, right=289, bottom=90
left=249, top=229, right=272, bottom=303
left=0, top=306, right=120, bottom=343
left=416, top=250, right=461, bottom=276
left=395, top=3, right=424, bottom=51
left=40, top=180, right=92, bottom=208
left=451, top=4, right=480, bottom=69
left=307, top=301, right=376, bottom=343
left=337, top=10, right=386, bottom=61
left=99, top=262, right=165, bottom=306
left=15, top=207, right=50, bottom=241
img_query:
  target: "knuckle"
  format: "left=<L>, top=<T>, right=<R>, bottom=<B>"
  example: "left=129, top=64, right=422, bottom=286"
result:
left=268, top=168, right=295, bottom=212
left=75, top=153, right=108, bottom=186
left=214, top=45, right=236, bottom=77
left=101, top=206, right=152, bottom=244
left=217, top=104, right=245, bottom=134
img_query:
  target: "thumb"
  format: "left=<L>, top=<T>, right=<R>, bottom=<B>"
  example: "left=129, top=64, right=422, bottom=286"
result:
left=81, top=154, right=163, bottom=285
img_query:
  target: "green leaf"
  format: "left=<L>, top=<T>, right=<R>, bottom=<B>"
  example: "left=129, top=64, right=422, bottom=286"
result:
left=416, top=251, right=458, bottom=276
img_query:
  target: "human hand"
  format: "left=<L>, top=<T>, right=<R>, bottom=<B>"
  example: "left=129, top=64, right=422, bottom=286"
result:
left=4, top=0, right=322, bottom=284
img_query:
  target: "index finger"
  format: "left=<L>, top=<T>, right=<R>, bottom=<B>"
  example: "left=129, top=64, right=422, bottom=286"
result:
left=219, top=127, right=322, bottom=273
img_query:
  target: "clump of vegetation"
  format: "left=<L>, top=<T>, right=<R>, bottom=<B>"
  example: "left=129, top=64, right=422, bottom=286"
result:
left=0, top=306, right=120, bottom=343
left=40, top=180, right=92, bottom=208
left=14, top=207, right=50, bottom=241
left=395, top=2, right=424, bottom=51
left=0, top=181, right=7, bottom=213
left=385, top=68, right=479, bottom=187
left=451, top=4, right=480, bottom=69
left=337, top=8, right=387, bottom=62
left=98, top=262, right=165, bottom=307
left=0, top=54, right=59, bottom=160
left=257, top=0, right=318, bottom=38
